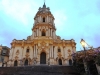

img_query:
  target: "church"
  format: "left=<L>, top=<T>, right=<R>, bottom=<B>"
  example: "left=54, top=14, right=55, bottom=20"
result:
left=8, top=3, right=76, bottom=67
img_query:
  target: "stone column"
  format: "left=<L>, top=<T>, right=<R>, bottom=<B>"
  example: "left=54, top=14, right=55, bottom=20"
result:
left=36, top=29, right=37, bottom=37
left=34, top=31, right=35, bottom=37
left=53, top=31, right=54, bottom=38
left=50, top=17, right=51, bottom=22
left=37, top=17, right=38, bottom=22
left=53, top=46, right=55, bottom=58
left=36, top=44, right=37, bottom=58
left=11, top=48, right=14, bottom=60
left=46, top=29, right=48, bottom=36
left=63, top=47, right=65, bottom=58
left=50, top=46, right=51, bottom=58
left=21, top=47, right=24, bottom=59
left=34, top=45, right=35, bottom=58
left=11, top=47, right=14, bottom=66
left=20, top=47, right=24, bottom=66
left=48, top=48, right=50, bottom=58
left=50, top=45, right=54, bottom=65
left=40, top=28, right=41, bottom=36
left=52, top=45, right=53, bottom=58
left=38, top=29, right=39, bottom=37
left=38, top=17, right=40, bottom=22
left=38, top=28, right=40, bottom=36
left=40, top=16, right=41, bottom=22
left=54, top=31, right=55, bottom=39
left=37, top=29, right=38, bottom=36
left=54, top=31, right=56, bottom=39
left=33, top=46, right=34, bottom=58
left=51, top=29, right=52, bottom=37
left=36, top=28, right=37, bottom=36
left=49, top=29, right=50, bottom=36
left=47, top=16, right=48, bottom=22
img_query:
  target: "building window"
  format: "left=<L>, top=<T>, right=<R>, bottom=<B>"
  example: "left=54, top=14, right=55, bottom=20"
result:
left=42, top=30, right=46, bottom=36
left=58, top=48, right=61, bottom=52
left=43, top=17, right=45, bottom=22
left=3, top=50, right=6, bottom=54
left=24, top=59, right=28, bottom=65
left=58, top=59, right=62, bottom=65
left=69, top=59, right=72, bottom=66
left=26, top=49, right=29, bottom=53
left=14, top=60, right=18, bottom=66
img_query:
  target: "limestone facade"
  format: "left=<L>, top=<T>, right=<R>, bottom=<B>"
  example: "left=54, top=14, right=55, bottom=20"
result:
left=8, top=3, right=76, bottom=67
left=0, top=45, right=9, bottom=67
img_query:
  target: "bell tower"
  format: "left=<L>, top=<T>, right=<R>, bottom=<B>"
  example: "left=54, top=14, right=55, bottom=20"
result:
left=31, top=2, right=56, bottom=39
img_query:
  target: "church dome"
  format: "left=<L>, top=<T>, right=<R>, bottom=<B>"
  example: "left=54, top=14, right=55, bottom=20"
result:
left=34, top=2, right=54, bottom=20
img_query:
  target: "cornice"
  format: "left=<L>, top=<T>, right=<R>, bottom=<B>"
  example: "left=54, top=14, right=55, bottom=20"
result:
left=32, top=23, right=56, bottom=30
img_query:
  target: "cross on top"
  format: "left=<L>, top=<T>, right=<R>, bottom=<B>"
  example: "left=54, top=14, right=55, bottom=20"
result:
left=44, top=0, right=45, bottom=3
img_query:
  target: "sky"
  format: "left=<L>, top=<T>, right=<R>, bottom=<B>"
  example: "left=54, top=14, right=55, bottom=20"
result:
left=0, top=0, right=100, bottom=51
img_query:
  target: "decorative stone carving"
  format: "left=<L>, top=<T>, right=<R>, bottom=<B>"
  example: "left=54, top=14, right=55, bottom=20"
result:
left=16, top=50, right=19, bottom=55
left=15, top=56, right=18, bottom=60
left=38, top=41, right=48, bottom=50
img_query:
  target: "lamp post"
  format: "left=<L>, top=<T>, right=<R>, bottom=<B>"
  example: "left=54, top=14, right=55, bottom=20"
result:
left=80, top=39, right=90, bottom=75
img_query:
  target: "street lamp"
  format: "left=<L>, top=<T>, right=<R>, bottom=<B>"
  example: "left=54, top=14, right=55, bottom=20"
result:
left=80, top=39, right=90, bottom=75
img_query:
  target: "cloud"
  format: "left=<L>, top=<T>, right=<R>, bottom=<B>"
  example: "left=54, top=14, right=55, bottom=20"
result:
left=0, top=0, right=39, bottom=46
left=0, top=0, right=100, bottom=51
left=0, top=0, right=39, bottom=25
left=53, top=10, right=68, bottom=34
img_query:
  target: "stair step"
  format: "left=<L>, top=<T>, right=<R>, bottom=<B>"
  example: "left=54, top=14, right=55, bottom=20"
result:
left=0, top=66, right=80, bottom=75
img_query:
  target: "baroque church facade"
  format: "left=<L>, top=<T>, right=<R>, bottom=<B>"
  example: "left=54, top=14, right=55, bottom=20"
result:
left=8, top=3, right=76, bottom=67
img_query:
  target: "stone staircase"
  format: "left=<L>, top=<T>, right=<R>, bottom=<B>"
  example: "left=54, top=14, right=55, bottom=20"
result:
left=0, top=65, right=80, bottom=75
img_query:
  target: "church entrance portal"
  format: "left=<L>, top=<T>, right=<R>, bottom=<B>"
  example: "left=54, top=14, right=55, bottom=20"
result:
left=40, top=52, right=46, bottom=64
left=58, top=59, right=62, bottom=65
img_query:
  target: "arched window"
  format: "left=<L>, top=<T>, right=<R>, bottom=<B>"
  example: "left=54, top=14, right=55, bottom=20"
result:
left=69, top=59, right=72, bottom=66
left=14, top=60, right=18, bottom=66
left=58, top=48, right=61, bottom=52
left=24, top=59, right=28, bottom=66
left=43, top=17, right=45, bottom=22
left=58, top=59, right=62, bottom=65
left=26, top=49, right=29, bottom=53
left=42, top=30, right=46, bottom=36
left=2, top=50, right=6, bottom=55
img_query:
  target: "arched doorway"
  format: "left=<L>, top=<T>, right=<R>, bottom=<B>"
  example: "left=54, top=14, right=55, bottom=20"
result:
left=40, top=52, right=46, bottom=64
left=14, top=60, right=18, bottom=66
left=24, top=59, right=28, bottom=66
left=69, top=59, right=72, bottom=66
left=58, top=59, right=62, bottom=65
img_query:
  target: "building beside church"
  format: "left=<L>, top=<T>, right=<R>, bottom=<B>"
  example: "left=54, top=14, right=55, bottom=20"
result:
left=8, top=3, right=76, bottom=67
left=0, top=45, right=10, bottom=67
